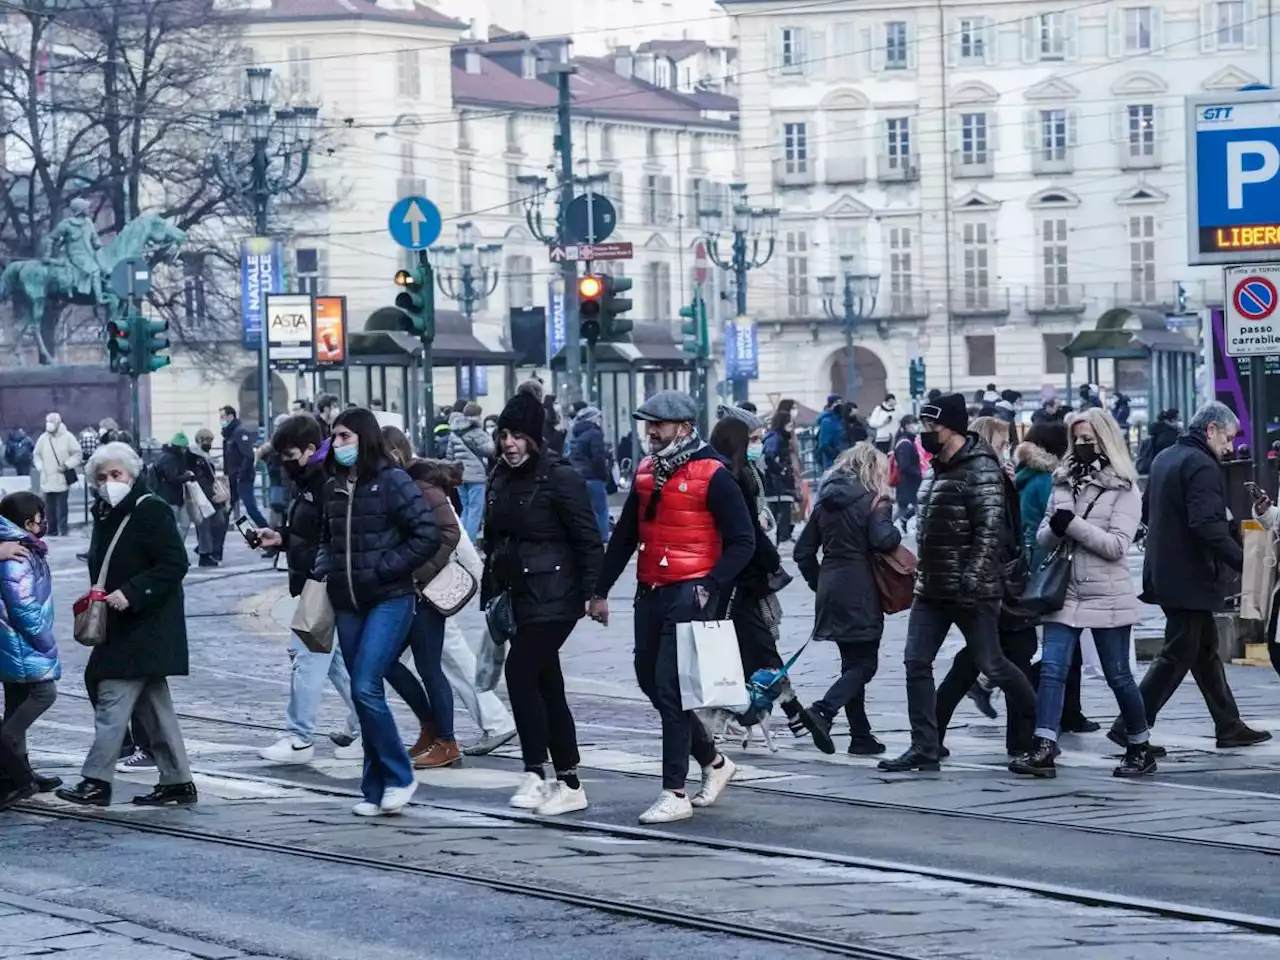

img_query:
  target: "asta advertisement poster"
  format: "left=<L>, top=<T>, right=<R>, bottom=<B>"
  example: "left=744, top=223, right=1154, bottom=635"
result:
left=265, top=293, right=315, bottom=370
left=240, top=237, right=283, bottom=350
left=315, top=296, right=347, bottom=366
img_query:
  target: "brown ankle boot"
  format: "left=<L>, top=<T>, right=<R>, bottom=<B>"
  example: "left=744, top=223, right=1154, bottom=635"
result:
left=408, top=723, right=436, bottom=758
left=414, top=739, right=461, bottom=769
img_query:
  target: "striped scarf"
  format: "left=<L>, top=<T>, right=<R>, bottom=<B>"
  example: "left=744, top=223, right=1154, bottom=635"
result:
left=645, top=430, right=702, bottom=520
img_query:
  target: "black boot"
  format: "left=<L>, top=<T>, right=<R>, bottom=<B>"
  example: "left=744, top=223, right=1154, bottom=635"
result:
left=0, top=780, right=36, bottom=810
left=56, top=778, right=111, bottom=807
left=1107, top=727, right=1167, bottom=757
left=966, top=681, right=998, bottom=719
left=1216, top=727, right=1272, bottom=748
left=1113, top=743, right=1158, bottom=778
left=848, top=735, right=886, bottom=756
left=1061, top=715, right=1101, bottom=733
left=877, top=747, right=940, bottom=772
left=787, top=704, right=836, bottom=755
left=31, top=772, right=62, bottom=793
left=1008, top=737, right=1058, bottom=778
left=132, top=782, right=198, bottom=807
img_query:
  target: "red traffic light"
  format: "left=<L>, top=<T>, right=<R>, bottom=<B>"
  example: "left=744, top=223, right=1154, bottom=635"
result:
left=578, top=276, right=602, bottom=298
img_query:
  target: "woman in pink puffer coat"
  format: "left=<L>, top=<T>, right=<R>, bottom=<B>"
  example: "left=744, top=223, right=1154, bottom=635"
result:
left=1009, top=408, right=1155, bottom=781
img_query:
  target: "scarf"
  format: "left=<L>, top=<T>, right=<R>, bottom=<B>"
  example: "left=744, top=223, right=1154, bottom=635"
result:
left=645, top=430, right=702, bottom=520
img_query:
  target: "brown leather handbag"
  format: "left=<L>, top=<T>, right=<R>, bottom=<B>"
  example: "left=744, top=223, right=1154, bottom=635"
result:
left=870, top=495, right=917, bottom=614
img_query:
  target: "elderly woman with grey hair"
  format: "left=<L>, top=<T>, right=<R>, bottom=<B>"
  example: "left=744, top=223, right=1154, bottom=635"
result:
left=55, top=442, right=197, bottom=808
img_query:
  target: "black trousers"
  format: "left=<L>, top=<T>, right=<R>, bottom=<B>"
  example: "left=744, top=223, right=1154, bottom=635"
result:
left=935, top=626, right=1037, bottom=754
left=1110, top=608, right=1245, bottom=740
left=814, top=641, right=879, bottom=740
left=768, top=499, right=795, bottom=542
left=504, top=619, right=580, bottom=774
left=635, top=583, right=717, bottom=790
left=731, top=592, right=783, bottom=676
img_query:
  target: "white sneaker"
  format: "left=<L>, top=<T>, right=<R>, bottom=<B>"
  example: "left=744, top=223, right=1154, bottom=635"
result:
left=333, top=737, right=363, bottom=761
left=509, top=772, right=551, bottom=810
left=379, top=780, right=417, bottom=814
left=691, top=756, right=737, bottom=808
left=260, top=737, right=315, bottom=764
left=351, top=801, right=382, bottom=817
left=638, top=790, right=693, bottom=824
left=534, top=782, right=588, bottom=816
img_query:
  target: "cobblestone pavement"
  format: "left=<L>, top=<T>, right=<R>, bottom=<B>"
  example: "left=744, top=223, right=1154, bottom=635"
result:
left=8, top=532, right=1280, bottom=957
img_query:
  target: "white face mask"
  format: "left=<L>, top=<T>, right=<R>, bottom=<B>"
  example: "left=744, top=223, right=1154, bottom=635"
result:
left=45, top=422, right=57, bottom=434
left=102, top=480, right=132, bottom=507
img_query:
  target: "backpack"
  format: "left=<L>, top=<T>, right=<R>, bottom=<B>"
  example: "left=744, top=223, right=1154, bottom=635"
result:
left=889, top=452, right=900, bottom=487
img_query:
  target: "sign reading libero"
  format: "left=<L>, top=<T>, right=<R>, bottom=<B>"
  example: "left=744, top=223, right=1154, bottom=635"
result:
left=265, top=293, right=315, bottom=368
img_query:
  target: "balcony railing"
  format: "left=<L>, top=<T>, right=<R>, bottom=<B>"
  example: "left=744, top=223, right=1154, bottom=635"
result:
left=1026, top=283, right=1087, bottom=315
left=951, top=150, right=993, bottom=179
left=773, top=157, right=816, bottom=188
left=952, top=286, right=1010, bottom=318
left=824, top=156, right=868, bottom=185
left=877, top=288, right=931, bottom=320
left=1030, top=150, right=1073, bottom=175
left=877, top=153, right=919, bottom=182
left=1119, top=142, right=1161, bottom=171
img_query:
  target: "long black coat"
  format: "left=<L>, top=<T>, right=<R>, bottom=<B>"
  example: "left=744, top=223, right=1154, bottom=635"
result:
left=915, top=435, right=1007, bottom=603
left=795, top=474, right=901, bottom=643
left=152, top=445, right=197, bottom=507
left=1141, top=433, right=1242, bottom=611
left=482, top=453, right=602, bottom=626
left=85, top=485, right=189, bottom=684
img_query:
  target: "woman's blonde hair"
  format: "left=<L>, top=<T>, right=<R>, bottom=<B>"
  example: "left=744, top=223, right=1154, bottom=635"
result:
left=969, top=415, right=1010, bottom=454
left=833, top=442, right=890, bottom=498
left=1066, top=408, right=1138, bottom=483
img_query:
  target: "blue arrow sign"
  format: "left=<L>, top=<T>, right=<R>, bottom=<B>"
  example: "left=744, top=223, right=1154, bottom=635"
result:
left=387, top=195, right=442, bottom=250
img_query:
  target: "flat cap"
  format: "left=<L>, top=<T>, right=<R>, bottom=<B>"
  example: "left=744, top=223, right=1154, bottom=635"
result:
left=634, top=389, right=698, bottom=423
left=716, top=403, right=764, bottom=431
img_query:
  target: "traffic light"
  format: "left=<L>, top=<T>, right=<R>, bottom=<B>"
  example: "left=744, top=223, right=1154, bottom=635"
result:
left=1176, top=282, right=1188, bottom=313
left=107, top=318, right=133, bottom=376
left=679, top=292, right=708, bottom=360
left=601, top=274, right=633, bottom=341
left=394, top=265, right=434, bottom=340
left=578, top=274, right=603, bottom=344
left=140, top=317, right=170, bottom=372
left=909, top=357, right=926, bottom=400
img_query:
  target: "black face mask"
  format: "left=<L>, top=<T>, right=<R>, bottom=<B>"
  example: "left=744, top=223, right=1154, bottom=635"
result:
left=1072, top=441, right=1099, bottom=467
left=199, top=443, right=213, bottom=453
left=920, top=431, right=944, bottom=455
left=282, top=459, right=305, bottom=479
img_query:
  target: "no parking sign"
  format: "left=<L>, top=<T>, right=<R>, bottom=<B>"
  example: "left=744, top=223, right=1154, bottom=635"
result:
left=1223, top=264, right=1280, bottom=356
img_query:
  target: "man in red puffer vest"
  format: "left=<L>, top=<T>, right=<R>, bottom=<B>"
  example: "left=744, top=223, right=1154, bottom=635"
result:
left=590, top=390, right=755, bottom=825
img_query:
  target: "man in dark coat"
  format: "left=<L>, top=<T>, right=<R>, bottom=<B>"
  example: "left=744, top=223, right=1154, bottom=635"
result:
left=219, top=405, right=267, bottom=527
left=568, top=405, right=612, bottom=541
left=880, top=393, right=1038, bottom=772
left=1113, top=402, right=1270, bottom=750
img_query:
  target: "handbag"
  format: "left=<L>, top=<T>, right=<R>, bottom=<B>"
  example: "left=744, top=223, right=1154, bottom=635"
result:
left=1020, top=494, right=1100, bottom=615
left=420, top=558, right=478, bottom=617
left=765, top=566, right=793, bottom=593
left=72, top=495, right=150, bottom=647
left=184, top=481, right=216, bottom=525
left=676, top=619, right=748, bottom=711
left=869, top=496, right=917, bottom=614
left=1240, top=519, right=1276, bottom=621
left=474, top=623, right=507, bottom=693
left=290, top=579, right=335, bottom=653
left=484, top=591, right=517, bottom=643
left=51, top=444, right=76, bottom=487
left=211, top=475, right=231, bottom=506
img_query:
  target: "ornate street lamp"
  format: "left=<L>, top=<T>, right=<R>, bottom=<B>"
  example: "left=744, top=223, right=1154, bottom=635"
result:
left=819, top=254, right=880, bottom=404
left=430, top=221, right=501, bottom=320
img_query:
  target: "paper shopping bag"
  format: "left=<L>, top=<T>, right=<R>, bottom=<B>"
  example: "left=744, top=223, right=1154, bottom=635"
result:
left=1241, top=520, right=1276, bottom=622
left=290, top=579, right=335, bottom=653
left=184, top=481, right=216, bottom=525
left=676, top=620, right=748, bottom=711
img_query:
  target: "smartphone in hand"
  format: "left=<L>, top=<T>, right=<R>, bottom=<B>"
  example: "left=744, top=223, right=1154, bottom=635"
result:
left=234, top=515, right=262, bottom=549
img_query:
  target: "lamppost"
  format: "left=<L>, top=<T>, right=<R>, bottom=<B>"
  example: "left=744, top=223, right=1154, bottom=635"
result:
left=213, top=66, right=319, bottom=432
left=430, top=222, right=501, bottom=320
left=698, top=183, right=778, bottom=404
left=818, top=255, right=880, bottom=406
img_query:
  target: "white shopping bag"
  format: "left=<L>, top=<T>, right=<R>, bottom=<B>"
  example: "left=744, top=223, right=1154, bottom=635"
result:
left=676, top=620, right=748, bottom=711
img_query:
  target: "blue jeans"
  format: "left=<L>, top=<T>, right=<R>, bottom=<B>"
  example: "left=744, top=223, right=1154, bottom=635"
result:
left=1037, top=623, right=1149, bottom=745
left=285, top=636, right=359, bottom=743
left=233, top=474, right=268, bottom=527
left=406, top=602, right=453, bottom=740
left=459, top=482, right=485, bottom=542
left=585, top=479, right=610, bottom=542
left=335, top=596, right=417, bottom=804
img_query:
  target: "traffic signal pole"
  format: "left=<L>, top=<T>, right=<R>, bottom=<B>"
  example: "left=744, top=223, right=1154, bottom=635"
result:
left=418, top=250, right=437, bottom=455
left=553, top=65, right=582, bottom=406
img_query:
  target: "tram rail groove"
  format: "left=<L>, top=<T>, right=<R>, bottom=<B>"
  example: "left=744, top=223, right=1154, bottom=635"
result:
left=15, top=805, right=914, bottom=960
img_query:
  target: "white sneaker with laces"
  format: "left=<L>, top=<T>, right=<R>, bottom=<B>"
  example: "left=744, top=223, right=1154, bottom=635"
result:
left=259, top=737, right=315, bottom=764
left=115, top=750, right=157, bottom=773
left=333, top=737, right=363, bottom=761
left=379, top=780, right=417, bottom=814
left=351, top=801, right=381, bottom=817
left=691, top=756, right=737, bottom=808
left=638, top=790, right=693, bottom=824
left=534, top=782, right=588, bottom=816
left=509, top=772, right=551, bottom=809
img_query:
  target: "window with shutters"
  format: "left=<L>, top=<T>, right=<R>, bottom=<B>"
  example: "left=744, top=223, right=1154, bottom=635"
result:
left=887, top=226, right=914, bottom=315
left=886, top=118, right=910, bottom=167
left=966, top=335, right=996, bottom=377
left=397, top=49, right=421, bottom=98
left=505, top=116, right=520, bottom=154
left=885, top=22, right=908, bottom=68
left=959, top=18, right=986, bottom=62
left=601, top=125, right=615, bottom=160
left=1129, top=215, right=1157, bottom=304
left=506, top=254, right=535, bottom=310
left=645, top=261, right=672, bottom=318
left=295, top=248, right=324, bottom=296
left=1038, top=12, right=1066, bottom=59
left=785, top=231, right=809, bottom=316
left=1040, top=218, right=1069, bottom=306
left=646, top=130, right=658, bottom=159
left=689, top=177, right=708, bottom=222
left=1217, top=0, right=1245, bottom=46
left=1043, top=333, right=1072, bottom=375
left=691, top=134, right=705, bottom=169
left=783, top=122, right=808, bottom=173
left=961, top=113, right=988, bottom=164
left=506, top=163, right=522, bottom=207
left=780, top=27, right=806, bottom=73
left=459, top=162, right=474, bottom=211
left=1040, top=109, right=1068, bottom=161
left=1128, top=104, right=1155, bottom=157
left=645, top=175, right=673, bottom=225
left=1124, top=7, right=1153, bottom=51
left=961, top=221, right=990, bottom=308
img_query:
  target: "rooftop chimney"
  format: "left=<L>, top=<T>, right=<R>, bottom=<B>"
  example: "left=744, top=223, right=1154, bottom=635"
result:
left=614, top=46, right=633, bottom=78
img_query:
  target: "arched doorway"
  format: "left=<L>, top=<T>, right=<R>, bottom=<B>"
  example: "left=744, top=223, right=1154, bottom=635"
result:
left=237, top=368, right=290, bottom=428
left=829, top=346, right=888, bottom=414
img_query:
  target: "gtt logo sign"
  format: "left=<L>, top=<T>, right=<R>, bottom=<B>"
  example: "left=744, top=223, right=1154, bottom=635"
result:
left=1202, top=106, right=1234, bottom=121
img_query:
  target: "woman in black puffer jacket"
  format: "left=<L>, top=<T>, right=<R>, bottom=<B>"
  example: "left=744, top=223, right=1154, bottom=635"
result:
left=318, top=408, right=439, bottom=818
left=483, top=392, right=602, bottom=817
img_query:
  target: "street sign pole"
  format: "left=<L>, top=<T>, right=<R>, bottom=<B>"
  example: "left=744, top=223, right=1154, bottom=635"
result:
left=1251, top=354, right=1267, bottom=484
left=420, top=248, right=436, bottom=456
left=553, top=65, right=582, bottom=406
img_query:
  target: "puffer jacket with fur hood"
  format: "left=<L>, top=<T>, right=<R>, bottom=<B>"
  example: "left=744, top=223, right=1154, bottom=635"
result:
left=1014, top=441, right=1060, bottom=563
left=1036, top=462, right=1142, bottom=629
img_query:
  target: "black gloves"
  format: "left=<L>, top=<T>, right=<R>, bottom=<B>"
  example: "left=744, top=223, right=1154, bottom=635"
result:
left=1049, top=508, right=1075, bottom=538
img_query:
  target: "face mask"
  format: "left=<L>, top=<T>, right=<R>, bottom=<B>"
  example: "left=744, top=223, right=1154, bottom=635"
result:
left=1073, top=440, right=1099, bottom=466
left=27, top=522, right=47, bottom=539
left=199, top=442, right=212, bottom=452
left=283, top=459, right=305, bottom=479
left=45, top=423, right=57, bottom=434
left=920, top=431, right=944, bottom=456
left=747, top=442, right=764, bottom=462
left=102, top=480, right=132, bottom=507
left=333, top=443, right=358, bottom=468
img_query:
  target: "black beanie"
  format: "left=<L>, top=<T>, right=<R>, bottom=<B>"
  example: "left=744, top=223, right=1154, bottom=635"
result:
left=920, top=392, right=969, bottom=435
left=497, top=391, right=545, bottom=443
